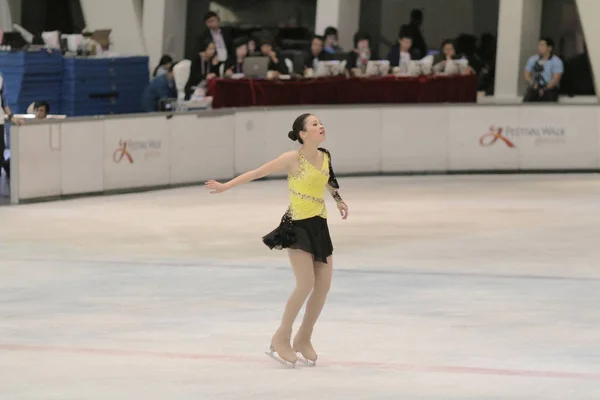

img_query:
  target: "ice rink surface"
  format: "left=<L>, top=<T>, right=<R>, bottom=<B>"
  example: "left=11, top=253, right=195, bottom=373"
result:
left=1, top=174, right=600, bottom=399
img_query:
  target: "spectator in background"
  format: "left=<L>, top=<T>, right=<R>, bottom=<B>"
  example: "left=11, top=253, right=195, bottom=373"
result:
left=153, top=55, right=173, bottom=77
left=346, top=32, right=376, bottom=75
left=432, top=39, right=461, bottom=73
left=523, top=37, right=563, bottom=102
left=141, top=62, right=178, bottom=112
left=198, top=11, right=233, bottom=63
left=387, top=30, right=413, bottom=68
left=258, top=35, right=289, bottom=76
left=224, top=36, right=249, bottom=76
left=400, top=9, right=427, bottom=59
left=323, top=27, right=342, bottom=54
left=455, top=34, right=483, bottom=74
left=304, top=35, right=330, bottom=75
left=186, top=39, right=221, bottom=97
left=33, top=101, right=49, bottom=119
left=0, top=76, right=22, bottom=184
left=248, top=38, right=257, bottom=55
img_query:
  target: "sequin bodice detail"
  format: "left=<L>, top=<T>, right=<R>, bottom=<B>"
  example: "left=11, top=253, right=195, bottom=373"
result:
left=288, top=151, right=330, bottom=220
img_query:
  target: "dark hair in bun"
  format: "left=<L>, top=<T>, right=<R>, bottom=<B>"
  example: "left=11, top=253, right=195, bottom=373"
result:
left=288, top=113, right=312, bottom=145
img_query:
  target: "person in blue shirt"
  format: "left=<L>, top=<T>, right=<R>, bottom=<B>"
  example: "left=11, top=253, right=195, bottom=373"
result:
left=141, top=62, right=178, bottom=112
left=524, top=37, right=564, bottom=102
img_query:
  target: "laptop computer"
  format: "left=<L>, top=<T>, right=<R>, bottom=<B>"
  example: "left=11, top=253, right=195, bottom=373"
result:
left=243, top=56, right=270, bottom=78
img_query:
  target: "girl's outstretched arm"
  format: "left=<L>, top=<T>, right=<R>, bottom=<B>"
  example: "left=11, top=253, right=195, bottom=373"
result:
left=205, top=151, right=296, bottom=194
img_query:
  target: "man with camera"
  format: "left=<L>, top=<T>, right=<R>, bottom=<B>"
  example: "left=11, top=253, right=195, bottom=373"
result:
left=523, top=37, right=564, bottom=102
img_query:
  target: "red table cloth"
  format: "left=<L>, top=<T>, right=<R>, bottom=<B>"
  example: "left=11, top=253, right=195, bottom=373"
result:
left=209, top=74, right=477, bottom=109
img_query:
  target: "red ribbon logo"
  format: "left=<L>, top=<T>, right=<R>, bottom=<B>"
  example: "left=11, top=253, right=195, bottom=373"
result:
left=113, top=140, right=134, bottom=163
left=480, top=126, right=516, bottom=148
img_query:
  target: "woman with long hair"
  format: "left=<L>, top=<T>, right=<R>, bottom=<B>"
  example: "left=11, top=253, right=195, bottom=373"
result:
left=205, top=113, right=348, bottom=368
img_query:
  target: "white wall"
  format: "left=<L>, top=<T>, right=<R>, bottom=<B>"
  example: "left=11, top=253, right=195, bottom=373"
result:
left=144, top=0, right=188, bottom=71
left=0, top=0, right=13, bottom=32
left=315, top=0, right=360, bottom=50
left=519, top=0, right=543, bottom=92
left=11, top=105, right=600, bottom=204
left=336, top=0, right=361, bottom=51
left=80, top=0, right=146, bottom=56
left=162, top=0, right=187, bottom=61
left=494, top=0, right=542, bottom=99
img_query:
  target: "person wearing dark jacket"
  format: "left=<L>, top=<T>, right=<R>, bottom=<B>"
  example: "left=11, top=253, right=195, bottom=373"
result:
left=186, top=39, right=221, bottom=98
left=258, top=36, right=289, bottom=76
left=304, top=35, right=331, bottom=74
left=346, top=32, right=377, bottom=75
left=197, top=11, right=234, bottom=63
left=153, top=55, right=173, bottom=77
left=141, top=63, right=178, bottom=112
left=387, top=30, right=415, bottom=67
left=224, top=36, right=250, bottom=76
left=399, top=9, right=427, bottom=59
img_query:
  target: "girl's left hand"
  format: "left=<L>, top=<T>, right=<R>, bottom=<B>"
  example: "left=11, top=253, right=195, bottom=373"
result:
left=337, top=201, right=348, bottom=220
left=205, top=180, right=228, bottom=194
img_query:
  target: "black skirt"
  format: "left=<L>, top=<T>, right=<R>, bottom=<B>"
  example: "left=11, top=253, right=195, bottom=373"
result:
left=262, top=211, right=333, bottom=264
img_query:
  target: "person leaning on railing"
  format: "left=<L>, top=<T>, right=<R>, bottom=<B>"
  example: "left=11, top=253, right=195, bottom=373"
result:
left=0, top=76, right=23, bottom=182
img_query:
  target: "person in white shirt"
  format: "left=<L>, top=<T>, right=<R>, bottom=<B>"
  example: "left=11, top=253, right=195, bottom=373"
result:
left=432, top=39, right=462, bottom=74
left=387, top=31, right=413, bottom=68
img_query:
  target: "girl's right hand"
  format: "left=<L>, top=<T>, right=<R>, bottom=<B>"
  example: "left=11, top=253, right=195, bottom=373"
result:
left=205, top=180, right=229, bottom=194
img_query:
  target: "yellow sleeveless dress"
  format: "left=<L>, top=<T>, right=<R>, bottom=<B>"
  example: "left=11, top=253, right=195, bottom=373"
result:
left=288, top=150, right=330, bottom=220
left=262, top=148, right=339, bottom=263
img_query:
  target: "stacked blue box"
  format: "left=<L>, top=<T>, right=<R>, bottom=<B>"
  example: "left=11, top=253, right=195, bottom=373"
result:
left=61, top=56, right=150, bottom=116
left=0, top=50, right=63, bottom=114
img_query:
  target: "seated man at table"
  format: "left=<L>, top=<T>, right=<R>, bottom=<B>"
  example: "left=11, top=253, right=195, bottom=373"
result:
left=141, top=62, right=178, bottom=112
left=387, top=30, right=413, bottom=70
left=346, top=32, right=377, bottom=76
left=432, top=39, right=464, bottom=74
left=258, top=36, right=289, bottom=77
left=224, top=36, right=249, bottom=77
left=323, top=26, right=343, bottom=54
left=304, top=35, right=331, bottom=77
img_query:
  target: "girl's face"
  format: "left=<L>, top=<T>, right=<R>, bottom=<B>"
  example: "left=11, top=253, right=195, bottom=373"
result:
left=300, top=115, right=326, bottom=144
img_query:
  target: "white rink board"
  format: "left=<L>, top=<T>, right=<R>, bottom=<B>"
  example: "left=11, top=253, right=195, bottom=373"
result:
left=10, top=105, right=600, bottom=203
left=103, top=117, right=170, bottom=191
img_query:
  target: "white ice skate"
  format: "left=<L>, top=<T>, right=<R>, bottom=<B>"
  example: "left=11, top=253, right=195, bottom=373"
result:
left=295, top=353, right=317, bottom=367
left=265, top=345, right=296, bottom=369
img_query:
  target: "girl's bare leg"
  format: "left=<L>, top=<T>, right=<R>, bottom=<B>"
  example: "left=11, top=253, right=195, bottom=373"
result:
left=270, top=249, right=316, bottom=364
left=293, top=256, right=333, bottom=364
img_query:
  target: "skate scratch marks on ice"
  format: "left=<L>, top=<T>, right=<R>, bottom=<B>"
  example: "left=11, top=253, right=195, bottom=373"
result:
left=1, top=343, right=599, bottom=381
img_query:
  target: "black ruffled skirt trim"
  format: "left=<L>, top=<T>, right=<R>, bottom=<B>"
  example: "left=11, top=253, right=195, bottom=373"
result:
left=262, top=210, right=333, bottom=264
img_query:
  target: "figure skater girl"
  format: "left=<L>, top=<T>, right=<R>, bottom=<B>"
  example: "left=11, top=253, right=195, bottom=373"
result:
left=205, top=113, right=348, bottom=368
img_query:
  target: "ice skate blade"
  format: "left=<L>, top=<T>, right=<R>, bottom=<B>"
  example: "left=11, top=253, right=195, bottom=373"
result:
left=297, top=356, right=316, bottom=367
left=265, top=350, right=296, bottom=369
